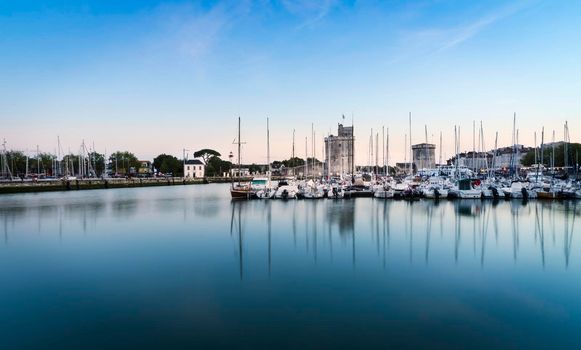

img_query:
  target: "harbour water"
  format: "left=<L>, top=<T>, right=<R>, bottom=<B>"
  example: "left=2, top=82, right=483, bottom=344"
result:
left=1, top=184, right=580, bottom=349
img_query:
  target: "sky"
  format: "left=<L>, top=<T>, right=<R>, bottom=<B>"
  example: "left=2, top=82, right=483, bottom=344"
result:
left=1, top=0, right=580, bottom=165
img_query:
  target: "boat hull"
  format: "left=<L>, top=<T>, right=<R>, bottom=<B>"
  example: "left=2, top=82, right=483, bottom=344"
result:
left=458, top=190, right=481, bottom=199
left=230, top=189, right=254, bottom=199
left=374, top=190, right=394, bottom=199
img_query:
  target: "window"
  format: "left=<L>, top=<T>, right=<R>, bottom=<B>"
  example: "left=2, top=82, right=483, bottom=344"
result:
left=187, top=166, right=190, bottom=170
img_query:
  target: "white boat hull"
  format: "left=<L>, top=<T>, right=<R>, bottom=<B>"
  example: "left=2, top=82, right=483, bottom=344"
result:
left=459, top=190, right=481, bottom=199
left=374, top=190, right=394, bottom=199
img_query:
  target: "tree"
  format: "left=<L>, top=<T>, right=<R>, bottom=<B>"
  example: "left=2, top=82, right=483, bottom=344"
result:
left=206, top=156, right=232, bottom=177
left=87, top=151, right=105, bottom=176
left=153, top=154, right=182, bottom=176
left=521, top=143, right=581, bottom=167
left=4, top=151, right=26, bottom=176
left=282, top=157, right=305, bottom=168
left=38, top=153, right=55, bottom=175
left=61, top=154, right=79, bottom=176
left=109, top=151, right=139, bottom=175
left=193, top=149, right=221, bottom=165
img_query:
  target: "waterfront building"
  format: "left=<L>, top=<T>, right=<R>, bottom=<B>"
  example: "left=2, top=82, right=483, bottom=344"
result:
left=324, top=123, right=355, bottom=176
left=412, top=143, right=436, bottom=170
left=184, top=159, right=205, bottom=178
left=138, top=160, right=153, bottom=176
left=395, top=162, right=415, bottom=175
left=448, top=145, right=532, bottom=170
left=229, top=167, right=250, bottom=177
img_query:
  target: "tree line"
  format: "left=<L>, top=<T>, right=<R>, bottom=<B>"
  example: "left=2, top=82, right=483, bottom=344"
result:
left=2, top=148, right=323, bottom=178
left=521, top=143, right=581, bottom=167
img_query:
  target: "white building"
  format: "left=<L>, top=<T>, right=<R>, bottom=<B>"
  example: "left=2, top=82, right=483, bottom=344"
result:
left=229, top=168, right=250, bottom=177
left=184, top=159, right=205, bottom=178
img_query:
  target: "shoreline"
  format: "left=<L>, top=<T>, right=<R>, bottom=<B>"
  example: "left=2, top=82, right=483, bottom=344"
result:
left=0, top=177, right=253, bottom=194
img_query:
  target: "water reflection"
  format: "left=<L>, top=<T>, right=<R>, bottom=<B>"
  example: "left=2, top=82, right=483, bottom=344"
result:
left=0, top=187, right=579, bottom=272
left=1, top=186, right=581, bottom=349
left=223, top=198, right=580, bottom=277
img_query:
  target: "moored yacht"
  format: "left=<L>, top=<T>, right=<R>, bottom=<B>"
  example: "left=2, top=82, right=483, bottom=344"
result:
left=457, top=179, right=482, bottom=199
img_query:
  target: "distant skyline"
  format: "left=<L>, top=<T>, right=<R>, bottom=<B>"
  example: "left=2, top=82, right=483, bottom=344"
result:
left=1, top=0, right=580, bottom=164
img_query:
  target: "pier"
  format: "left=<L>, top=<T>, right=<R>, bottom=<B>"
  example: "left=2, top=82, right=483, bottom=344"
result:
left=0, top=177, right=208, bottom=194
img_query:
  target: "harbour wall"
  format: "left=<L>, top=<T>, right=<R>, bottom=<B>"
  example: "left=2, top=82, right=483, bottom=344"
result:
left=0, top=176, right=290, bottom=194
left=0, top=177, right=208, bottom=194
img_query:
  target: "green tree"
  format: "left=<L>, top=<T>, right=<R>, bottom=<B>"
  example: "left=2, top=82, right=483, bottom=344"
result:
left=87, top=151, right=105, bottom=176
left=4, top=151, right=26, bottom=177
left=521, top=143, right=581, bottom=167
left=153, top=154, right=182, bottom=176
left=41, top=153, right=54, bottom=175
left=193, top=149, right=221, bottom=165
left=206, top=156, right=232, bottom=177
left=61, top=154, right=79, bottom=176
left=109, top=151, right=139, bottom=175
left=282, top=157, right=305, bottom=168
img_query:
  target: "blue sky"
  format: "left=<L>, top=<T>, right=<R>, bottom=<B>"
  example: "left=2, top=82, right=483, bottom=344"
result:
left=1, top=0, right=580, bottom=164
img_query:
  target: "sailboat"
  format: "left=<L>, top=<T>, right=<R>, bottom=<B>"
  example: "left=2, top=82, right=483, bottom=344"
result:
left=230, top=117, right=254, bottom=199
left=255, top=117, right=275, bottom=199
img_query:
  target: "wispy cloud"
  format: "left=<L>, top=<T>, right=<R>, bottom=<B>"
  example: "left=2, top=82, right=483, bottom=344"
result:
left=386, top=1, right=538, bottom=65
left=148, top=1, right=250, bottom=62
left=280, top=0, right=338, bottom=29
left=435, top=2, right=533, bottom=52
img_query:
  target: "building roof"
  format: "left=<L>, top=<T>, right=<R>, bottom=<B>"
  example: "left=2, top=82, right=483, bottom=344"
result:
left=185, top=159, right=204, bottom=165
left=411, top=143, right=436, bottom=148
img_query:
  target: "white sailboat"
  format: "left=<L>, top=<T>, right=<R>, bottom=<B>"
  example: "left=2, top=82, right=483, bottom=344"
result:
left=255, top=117, right=275, bottom=199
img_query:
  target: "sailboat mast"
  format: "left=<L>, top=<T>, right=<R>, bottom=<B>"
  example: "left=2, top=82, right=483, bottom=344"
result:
left=409, top=112, right=412, bottom=175
left=311, top=123, right=314, bottom=179
left=382, top=126, right=385, bottom=175
left=292, top=129, right=295, bottom=177
left=375, top=132, right=378, bottom=177
left=454, top=126, right=458, bottom=179
left=516, top=128, right=520, bottom=178
left=457, top=126, right=461, bottom=178
left=511, top=113, right=516, bottom=176
left=386, top=127, right=390, bottom=176
left=238, top=117, right=241, bottom=184
left=37, top=145, right=40, bottom=176
left=305, top=136, right=308, bottom=178
left=534, top=131, right=538, bottom=177
left=267, top=117, right=271, bottom=185
left=369, top=129, right=373, bottom=173
left=478, top=122, right=482, bottom=172
left=564, top=121, right=569, bottom=170
left=439, top=131, right=442, bottom=167
left=491, top=131, right=498, bottom=179
left=472, top=120, right=476, bottom=173
left=540, top=127, right=545, bottom=176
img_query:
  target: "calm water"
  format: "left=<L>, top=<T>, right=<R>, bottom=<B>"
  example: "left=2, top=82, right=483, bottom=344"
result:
left=1, top=184, right=580, bottom=349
